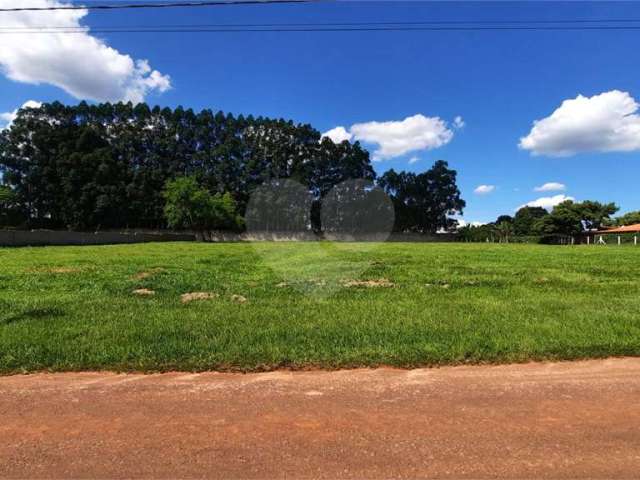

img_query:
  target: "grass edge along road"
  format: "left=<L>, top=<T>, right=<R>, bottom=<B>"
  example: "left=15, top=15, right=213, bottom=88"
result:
left=1, top=242, right=639, bottom=374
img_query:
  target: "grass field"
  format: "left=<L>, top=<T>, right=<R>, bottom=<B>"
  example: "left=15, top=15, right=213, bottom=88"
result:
left=1, top=241, right=640, bottom=373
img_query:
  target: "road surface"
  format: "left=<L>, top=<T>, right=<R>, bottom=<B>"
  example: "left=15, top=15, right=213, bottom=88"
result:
left=1, top=358, right=640, bottom=478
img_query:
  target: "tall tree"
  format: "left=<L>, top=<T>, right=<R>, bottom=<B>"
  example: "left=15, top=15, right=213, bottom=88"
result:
left=0, top=185, right=19, bottom=226
left=513, top=206, right=548, bottom=235
left=610, top=210, right=640, bottom=226
left=0, top=102, right=376, bottom=231
left=495, top=215, right=514, bottom=225
left=538, top=200, right=618, bottom=237
left=495, top=221, right=515, bottom=243
left=377, top=161, right=465, bottom=233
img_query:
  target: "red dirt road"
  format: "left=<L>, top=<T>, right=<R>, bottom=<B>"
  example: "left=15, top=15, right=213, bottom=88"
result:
left=1, top=358, right=640, bottom=479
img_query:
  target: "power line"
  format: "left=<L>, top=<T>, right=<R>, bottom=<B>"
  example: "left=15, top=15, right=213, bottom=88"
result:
left=2, top=25, right=640, bottom=33
left=4, top=18, right=640, bottom=31
left=0, top=0, right=312, bottom=12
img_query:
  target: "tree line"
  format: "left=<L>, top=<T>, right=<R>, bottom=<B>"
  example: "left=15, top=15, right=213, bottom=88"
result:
left=459, top=201, right=639, bottom=243
left=0, top=102, right=465, bottom=234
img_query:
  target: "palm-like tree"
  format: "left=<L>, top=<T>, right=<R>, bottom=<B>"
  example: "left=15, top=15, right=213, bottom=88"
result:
left=494, top=221, right=515, bottom=243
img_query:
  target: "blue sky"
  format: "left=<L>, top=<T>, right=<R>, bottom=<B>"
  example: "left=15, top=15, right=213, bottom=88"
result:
left=1, top=1, right=640, bottom=224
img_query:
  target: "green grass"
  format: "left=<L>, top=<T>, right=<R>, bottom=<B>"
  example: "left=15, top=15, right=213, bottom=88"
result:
left=1, top=241, right=640, bottom=373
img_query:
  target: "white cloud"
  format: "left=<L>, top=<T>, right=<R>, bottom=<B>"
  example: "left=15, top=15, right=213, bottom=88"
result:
left=350, top=114, right=455, bottom=160
left=0, top=0, right=171, bottom=103
left=408, top=156, right=419, bottom=165
left=519, top=90, right=640, bottom=157
left=518, top=194, right=575, bottom=211
left=323, top=114, right=460, bottom=160
left=456, top=218, right=485, bottom=228
left=321, top=126, right=352, bottom=144
left=474, top=184, right=495, bottom=195
left=0, top=100, right=41, bottom=129
left=534, top=182, right=566, bottom=192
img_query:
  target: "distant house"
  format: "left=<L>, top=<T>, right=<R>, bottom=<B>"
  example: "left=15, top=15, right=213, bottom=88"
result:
left=597, top=224, right=640, bottom=235
left=591, top=223, right=640, bottom=245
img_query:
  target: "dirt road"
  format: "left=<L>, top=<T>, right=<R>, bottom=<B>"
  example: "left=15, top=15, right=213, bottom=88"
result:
left=1, top=358, right=640, bottom=479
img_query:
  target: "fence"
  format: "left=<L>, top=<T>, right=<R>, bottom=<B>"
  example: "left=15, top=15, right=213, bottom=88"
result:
left=206, top=231, right=457, bottom=242
left=0, top=229, right=457, bottom=247
left=0, top=230, right=196, bottom=247
left=587, top=233, right=640, bottom=246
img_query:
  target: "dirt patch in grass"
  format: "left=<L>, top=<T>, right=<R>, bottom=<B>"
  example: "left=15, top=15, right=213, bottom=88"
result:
left=342, top=278, right=395, bottom=288
left=133, top=288, right=156, bottom=296
left=181, top=292, right=219, bottom=304
left=231, top=294, right=248, bottom=304
left=425, top=282, right=451, bottom=289
left=131, top=268, right=166, bottom=281
left=28, top=266, right=81, bottom=274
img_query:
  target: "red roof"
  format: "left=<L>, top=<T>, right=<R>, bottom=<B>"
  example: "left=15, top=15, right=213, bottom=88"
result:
left=596, top=223, right=640, bottom=234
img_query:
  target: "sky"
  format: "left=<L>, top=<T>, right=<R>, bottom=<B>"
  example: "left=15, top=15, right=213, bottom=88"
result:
left=1, top=0, right=640, bottom=225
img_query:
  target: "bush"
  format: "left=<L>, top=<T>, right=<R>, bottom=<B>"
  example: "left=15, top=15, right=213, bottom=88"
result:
left=163, top=177, right=243, bottom=235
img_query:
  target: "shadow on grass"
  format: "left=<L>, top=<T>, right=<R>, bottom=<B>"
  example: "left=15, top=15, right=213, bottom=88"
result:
left=1, top=307, right=65, bottom=325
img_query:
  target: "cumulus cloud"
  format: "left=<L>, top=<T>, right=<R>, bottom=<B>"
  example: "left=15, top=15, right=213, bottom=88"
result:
left=534, top=182, right=566, bottom=192
left=474, top=185, right=495, bottom=195
left=519, top=90, right=640, bottom=157
left=321, top=126, right=353, bottom=144
left=350, top=114, right=456, bottom=160
left=456, top=218, right=485, bottom=228
left=0, top=0, right=171, bottom=103
left=519, top=194, right=575, bottom=211
left=323, top=114, right=462, bottom=160
left=0, top=100, right=42, bottom=129
left=408, top=156, right=419, bottom=165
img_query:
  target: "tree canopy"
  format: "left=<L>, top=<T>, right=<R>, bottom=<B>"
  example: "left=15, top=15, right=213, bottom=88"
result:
left=163, top=176, right=243, bottom=234
left=377, top=161, right=465, bottom=233
left=537, top=200, right=618, bottom=237
left=457, top=200, right=620, bottom=243
left=0, top=102, right=374, bottom=230
left=513, top=206, right=547, bottom=236
left=0, top=102, right=465, bottom=234
left=609, top=210, right=640, bottom=227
